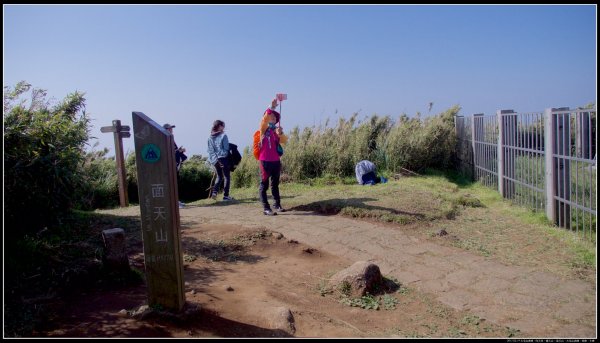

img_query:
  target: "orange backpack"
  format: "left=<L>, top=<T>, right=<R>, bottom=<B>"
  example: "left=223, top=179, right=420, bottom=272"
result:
left=252, top=130, right=261, bottom=160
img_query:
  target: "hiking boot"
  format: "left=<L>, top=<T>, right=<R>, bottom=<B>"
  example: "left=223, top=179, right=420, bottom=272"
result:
left=223, top=196, right=235, bottom=201
left=210, top=193, right=217, bottom=200
left=263, top=208, right=277, bottom=216
left=274, top=205, right=286, bottom=212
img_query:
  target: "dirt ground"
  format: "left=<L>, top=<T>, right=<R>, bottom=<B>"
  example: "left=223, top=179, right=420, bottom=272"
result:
left=37, top=202, right=596, bottom=338
left=40, top=224, right=505, bottom=338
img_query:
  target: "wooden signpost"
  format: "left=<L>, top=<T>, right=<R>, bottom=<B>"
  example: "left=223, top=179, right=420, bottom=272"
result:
left=100, top=120, right=131, bottom=207
left=132, top=111, right=185, bottom=311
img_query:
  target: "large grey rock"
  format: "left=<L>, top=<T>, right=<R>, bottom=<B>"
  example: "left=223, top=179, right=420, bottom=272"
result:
left=265, top=306, right=295, bottom=336
left=328, top=261, right=383, bottom=297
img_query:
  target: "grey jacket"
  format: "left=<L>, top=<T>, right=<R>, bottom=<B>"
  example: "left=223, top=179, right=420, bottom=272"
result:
left=207, top=132, right=229, bottom=165
left=355, top=160, right=377, bottom=185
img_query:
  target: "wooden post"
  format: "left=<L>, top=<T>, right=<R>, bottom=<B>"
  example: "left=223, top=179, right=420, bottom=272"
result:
left=101, top=120, right=131, bottom=207
left=132, top=111, right=185, bottom=311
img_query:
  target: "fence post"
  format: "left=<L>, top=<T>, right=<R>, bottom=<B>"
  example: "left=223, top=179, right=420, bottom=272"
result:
left=577, top=111, right=591, bottom=159
left=472, top=114, right=483, bottom=182
left=554, top=107, right=571, bottom=228
left=544, top=108, right=557, bottom=224
left=497, top=109, right=515, bottom=198
left=455, top=115, right=472, bottom=179
left=497, top=111, right=504, bottom=196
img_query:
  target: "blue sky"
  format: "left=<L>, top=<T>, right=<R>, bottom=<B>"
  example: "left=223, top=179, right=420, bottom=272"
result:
left=4, top=4, right=597, bottom=157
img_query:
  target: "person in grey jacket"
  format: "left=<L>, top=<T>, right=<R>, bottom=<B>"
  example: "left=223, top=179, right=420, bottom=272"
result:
left=207, top=120, right=234, bottom=201
left=355, top=160, right=387, bottom=185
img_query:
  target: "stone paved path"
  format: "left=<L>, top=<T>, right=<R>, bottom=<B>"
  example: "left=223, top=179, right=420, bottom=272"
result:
left=180, top=203, right=596, bottom=338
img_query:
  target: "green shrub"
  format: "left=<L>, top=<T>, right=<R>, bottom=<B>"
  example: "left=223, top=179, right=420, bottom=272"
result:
left=125, top=152, right=139, bottom=203
left=73, top=145, right=120, bottom=210
left=177, top=155, right=214, bottom=201
left=4, top=81, right=91, bottom=237
left=125, top=153, right=214, bottom=202
left=231, top=146, right=261, bottom=189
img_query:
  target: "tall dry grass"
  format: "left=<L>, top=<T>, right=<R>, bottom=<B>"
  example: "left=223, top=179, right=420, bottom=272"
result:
left=232, top=105, right=460, bottom=186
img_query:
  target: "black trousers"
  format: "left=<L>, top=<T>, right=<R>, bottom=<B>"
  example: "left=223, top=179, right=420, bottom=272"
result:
left=258, top=160, right=281, bottom=210
left=212, top=157, right=231, bottom=197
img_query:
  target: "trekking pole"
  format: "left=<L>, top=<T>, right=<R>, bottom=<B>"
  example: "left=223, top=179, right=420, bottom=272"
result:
left=206, top=169, right=217, bottom=199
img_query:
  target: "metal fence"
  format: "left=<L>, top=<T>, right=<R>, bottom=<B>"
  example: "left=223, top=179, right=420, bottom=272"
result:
left=455, top=108, right=596, bottom=241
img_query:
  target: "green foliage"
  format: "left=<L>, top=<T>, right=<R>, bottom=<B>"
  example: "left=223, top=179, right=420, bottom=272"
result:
left=4, top=81, right=91, bottom=237
left=78, top=151, right=215, bottom=206
left=231, top=146, right=261, bottom=189
left=453, top=194, right=484, bottom=208
left=339, top=293, right=380, bottom=310
left=177, top=155, right=214, bottom=201
left=382, top=294, right=399, bottom=310
left=338, top=281, right=352, bottom=296
left=382, top=106, right=459, bottom=173
left=282, top=114, right=392, bottom=181
left=125, top=152, right=139, bottom=203
left=280, top=107, right=459, bottom=182
left=74, top=145, right=120, bottom=210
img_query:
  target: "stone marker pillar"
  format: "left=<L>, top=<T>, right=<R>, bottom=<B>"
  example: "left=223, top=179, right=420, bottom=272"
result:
left=101, top=228, right=130, bottom=271
left=132, top=111, right=185, bottom=311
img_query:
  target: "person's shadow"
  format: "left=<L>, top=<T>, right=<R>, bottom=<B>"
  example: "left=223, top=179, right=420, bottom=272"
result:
left=288, top=197, right=426, bottom=220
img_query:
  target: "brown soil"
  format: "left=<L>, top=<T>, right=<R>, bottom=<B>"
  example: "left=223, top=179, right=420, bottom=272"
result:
left=32, top=203, right=596, bottom=338
left=38, top=225, right=498, bottom=338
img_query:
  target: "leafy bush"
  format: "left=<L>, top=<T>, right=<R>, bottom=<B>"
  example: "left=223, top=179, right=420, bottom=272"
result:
left=4, top=81, right=91, bottom=238
left=125, top=152, right=139, bottom=203
left=178, top=155, right=214, bottom=201
left=124, top=153, right=214, bottom=203
left=231, top=146, right=261, bottom=189
left=74, top=145, right=120, bottom=210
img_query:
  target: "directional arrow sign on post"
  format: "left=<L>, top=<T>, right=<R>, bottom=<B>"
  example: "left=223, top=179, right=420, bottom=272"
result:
left=101, top=119, right=131, bottom=207
left=101, top=126, right=117, bottom=133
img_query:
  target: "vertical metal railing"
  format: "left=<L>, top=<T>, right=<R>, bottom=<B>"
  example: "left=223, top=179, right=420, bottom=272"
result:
left=455, top=115, right=474, bottom=180
left=500, top=111, right=546, bottom=212
left=455, top=108, right=596, bottom=241
left=550, top=108, right=596, bottom=240
left=473, top=114, right=498, bottom=190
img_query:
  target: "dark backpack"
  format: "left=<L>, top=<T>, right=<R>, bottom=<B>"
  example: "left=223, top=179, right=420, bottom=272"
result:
left=228, top=143, right=242, bottom=171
